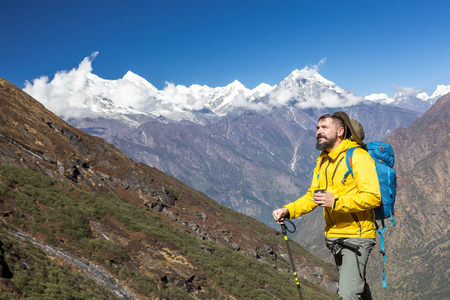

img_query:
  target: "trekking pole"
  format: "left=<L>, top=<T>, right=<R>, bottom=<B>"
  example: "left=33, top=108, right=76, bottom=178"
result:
left=281, top=219, right=304, bottom=300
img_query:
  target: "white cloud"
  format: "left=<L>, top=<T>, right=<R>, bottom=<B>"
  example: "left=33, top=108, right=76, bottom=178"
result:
left=392, top=85, right=424, bottom=96
left=430, top=84, right=450, bottom=99
left=365, top=93, right=392, bottom=104
left=316, top=57, right=327, bottom=70
left=416, top=92, right=430, bottom=101
left=24, top=52, right=99, bottom=119
left=162, top=82, right=208, bottom=111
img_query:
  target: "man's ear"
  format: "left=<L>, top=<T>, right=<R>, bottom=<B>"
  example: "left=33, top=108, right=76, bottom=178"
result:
left=337, top=127, right=345, bottom=138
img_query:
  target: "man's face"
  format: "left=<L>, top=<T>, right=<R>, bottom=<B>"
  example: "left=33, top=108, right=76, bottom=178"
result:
left=316, top=118, right=341, bottom=151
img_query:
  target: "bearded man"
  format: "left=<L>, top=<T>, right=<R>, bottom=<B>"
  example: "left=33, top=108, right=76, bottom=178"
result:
left=272, top=112, right=381, bottom=300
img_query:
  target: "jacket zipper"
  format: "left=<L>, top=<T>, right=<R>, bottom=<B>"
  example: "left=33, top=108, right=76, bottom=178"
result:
left=324, top=158, right=330, bottom=189
left=331, top=156, right=345, bottom=186
left=323, top=158, right=334, bottom=237
left=323, top=150, right=362, bottom=238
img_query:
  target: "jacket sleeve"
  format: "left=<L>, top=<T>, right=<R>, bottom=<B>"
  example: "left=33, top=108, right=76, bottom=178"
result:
left=332, top=149, right=381, bottom=213
left=283, top=165, right=320, bottom=219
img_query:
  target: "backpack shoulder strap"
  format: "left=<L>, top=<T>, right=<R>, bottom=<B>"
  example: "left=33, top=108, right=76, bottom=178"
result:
left=342, top=147, right=359, bottom=183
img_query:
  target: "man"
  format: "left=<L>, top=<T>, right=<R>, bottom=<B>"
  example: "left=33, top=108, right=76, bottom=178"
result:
left=272, top=112, right=381, bottom=300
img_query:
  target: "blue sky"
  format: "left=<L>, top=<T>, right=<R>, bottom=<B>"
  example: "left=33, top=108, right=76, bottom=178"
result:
left=1, top=0, right=449, bottom=96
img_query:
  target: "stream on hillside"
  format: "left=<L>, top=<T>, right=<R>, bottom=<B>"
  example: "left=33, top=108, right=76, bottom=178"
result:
left=6, top=229, right=135, bottom=299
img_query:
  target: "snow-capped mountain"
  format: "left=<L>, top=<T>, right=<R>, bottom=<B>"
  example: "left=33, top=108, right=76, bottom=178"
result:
left=267, top=67, right=362, bottom=108
left=364, top=84, right=450, bottom=112
left=365, top=91, right=434, bottom=113
left=23, top=54, right=447, bottom=125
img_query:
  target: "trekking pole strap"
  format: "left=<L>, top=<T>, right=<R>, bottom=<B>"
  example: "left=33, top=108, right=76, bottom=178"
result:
left=281, top=219, right=296, bottom=234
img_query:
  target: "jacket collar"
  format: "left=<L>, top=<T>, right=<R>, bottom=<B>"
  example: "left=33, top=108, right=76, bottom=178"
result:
left=317, top=139, right=359, bottom=162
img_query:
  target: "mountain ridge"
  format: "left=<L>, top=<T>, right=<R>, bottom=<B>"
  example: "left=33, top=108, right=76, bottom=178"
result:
left=22, top=54, right=446, bottom=125
left=69, top=102, right=419, bottom=226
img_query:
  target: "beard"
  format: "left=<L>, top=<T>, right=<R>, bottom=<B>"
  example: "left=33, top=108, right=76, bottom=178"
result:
left=316, top=132, right=338, bottom=151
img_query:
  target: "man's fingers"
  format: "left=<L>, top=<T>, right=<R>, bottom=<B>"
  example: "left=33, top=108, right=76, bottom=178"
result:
left=272, top=208, right=287, bottom=223
left=272, top=212, right=282, bottom=221
left=313, top=198, right=325, bottom=207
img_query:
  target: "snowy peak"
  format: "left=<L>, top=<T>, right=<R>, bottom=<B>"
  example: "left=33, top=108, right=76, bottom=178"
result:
left=122, top=71, right=158, bottom=92
left=228, top=79, right=246, bottom=90
left=283, top=67, right=335, bottom=87
left=252, top=83, right=276, bottom=94
left=276, top=67, right=341, bottom=95
left=267, top=67, right=362, bottom=109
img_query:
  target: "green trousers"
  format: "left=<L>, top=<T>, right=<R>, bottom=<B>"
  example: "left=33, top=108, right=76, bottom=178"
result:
left=325, top=238, right=376, bottom=300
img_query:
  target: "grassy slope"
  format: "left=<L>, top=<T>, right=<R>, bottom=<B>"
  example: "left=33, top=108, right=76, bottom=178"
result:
left=0, top=163, right=337, bottom=299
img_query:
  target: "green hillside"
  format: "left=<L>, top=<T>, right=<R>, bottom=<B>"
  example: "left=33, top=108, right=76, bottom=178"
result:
left=0, top=163, right=337, bottom=299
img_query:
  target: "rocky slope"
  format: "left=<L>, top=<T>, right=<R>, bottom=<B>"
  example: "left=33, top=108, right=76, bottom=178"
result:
left=0, top=78, right=338, bottom=299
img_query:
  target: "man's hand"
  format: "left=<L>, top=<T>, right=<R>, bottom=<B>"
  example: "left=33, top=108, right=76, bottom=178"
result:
left=313, top=192, right=335, bottom=208
left=272, top=207, right=289, bottom=224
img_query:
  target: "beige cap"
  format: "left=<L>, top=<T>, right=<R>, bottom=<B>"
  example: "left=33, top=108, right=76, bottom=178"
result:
left=333, top=111, right=366, bottom=147
left=350, top=118, right=365, bottom=141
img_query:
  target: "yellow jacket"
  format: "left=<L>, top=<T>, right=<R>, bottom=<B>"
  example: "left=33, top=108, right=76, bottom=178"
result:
left=284, top=139, right=381, bottom=238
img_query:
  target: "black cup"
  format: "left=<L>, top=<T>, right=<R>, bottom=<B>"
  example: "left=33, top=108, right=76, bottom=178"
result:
left=314, top=189, right=326, bottom=194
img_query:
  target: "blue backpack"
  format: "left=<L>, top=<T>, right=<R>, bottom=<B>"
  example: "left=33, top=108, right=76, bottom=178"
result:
left=344, top=141, right=401, bottom=288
